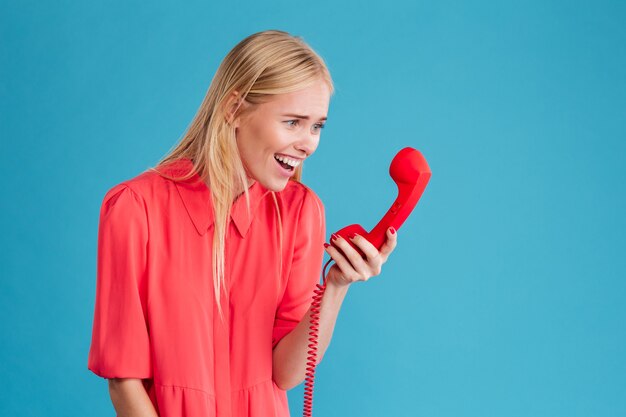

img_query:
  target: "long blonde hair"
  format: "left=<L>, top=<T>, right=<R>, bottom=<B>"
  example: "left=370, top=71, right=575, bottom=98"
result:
left=148, top=30, right=334, bottom=321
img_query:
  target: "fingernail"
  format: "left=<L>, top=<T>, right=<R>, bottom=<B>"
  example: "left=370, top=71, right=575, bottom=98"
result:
left=389, top=227, right=395, bottom=235
left=348, top=233, right=356, bottom=239
left=331, top=233, right=339, bottom=241
left=324, top=243, right=330, bottom=248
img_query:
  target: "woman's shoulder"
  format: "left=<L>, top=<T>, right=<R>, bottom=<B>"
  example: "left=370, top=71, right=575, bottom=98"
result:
left=100, top=162, right=185, bottom=210
left=281, top=180, right=323, bottom=205
left=278, top=180, right=325, bottom=222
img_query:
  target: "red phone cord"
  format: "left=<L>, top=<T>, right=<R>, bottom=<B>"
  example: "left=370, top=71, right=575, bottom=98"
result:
left=302, top=257, right=334, bottom=417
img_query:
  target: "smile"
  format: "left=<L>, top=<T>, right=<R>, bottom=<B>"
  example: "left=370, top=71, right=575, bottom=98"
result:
left=274, top=154, right=301, bottom=170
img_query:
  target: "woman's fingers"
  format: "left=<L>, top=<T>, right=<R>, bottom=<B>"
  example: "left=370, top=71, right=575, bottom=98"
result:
left=327, top=234, right=370, bottom=281
left=323, top=229, right=399, bottom=286
left=323, top=245, right=355, bottom=286
left=349, top=234, right=382, bottom=275
left=378, top=227, right=398, bottom=262
left=324, top=232, right=388, bottom=282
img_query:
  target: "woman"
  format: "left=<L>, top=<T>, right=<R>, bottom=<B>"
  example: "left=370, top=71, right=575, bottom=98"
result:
left=87, top=29, right=398, bottom=417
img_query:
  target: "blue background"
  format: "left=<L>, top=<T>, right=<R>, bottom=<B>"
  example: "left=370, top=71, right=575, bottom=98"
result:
left=1, top=1, right=625, bottom=416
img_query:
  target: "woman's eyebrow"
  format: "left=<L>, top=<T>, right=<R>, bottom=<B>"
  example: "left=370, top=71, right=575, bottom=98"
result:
left=282, top=113, right=327, bottom=121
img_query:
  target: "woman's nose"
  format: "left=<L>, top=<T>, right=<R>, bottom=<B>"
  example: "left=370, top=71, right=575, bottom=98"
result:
left=299, top=128, right=321, bottom=153
left=295, top=137, right=317, bottom=157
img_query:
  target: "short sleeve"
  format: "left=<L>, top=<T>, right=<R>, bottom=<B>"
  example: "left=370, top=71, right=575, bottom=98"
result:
left=87, top=184, right=152, bottom=379
left=272, top=188, right=326, bottom=349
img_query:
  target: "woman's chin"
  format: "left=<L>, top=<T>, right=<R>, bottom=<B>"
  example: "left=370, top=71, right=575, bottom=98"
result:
left=259, top=176, right=290, bottom=192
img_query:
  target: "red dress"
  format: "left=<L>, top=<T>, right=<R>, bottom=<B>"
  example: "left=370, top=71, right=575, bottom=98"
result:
left=87, top=158, right=326, bottom=416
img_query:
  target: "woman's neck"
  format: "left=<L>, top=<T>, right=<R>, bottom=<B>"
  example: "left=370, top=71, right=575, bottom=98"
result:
left=233, top=177, right=256, bottom=201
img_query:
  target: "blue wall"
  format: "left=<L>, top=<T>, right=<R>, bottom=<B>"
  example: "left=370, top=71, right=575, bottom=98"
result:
left=1, top=1, right=624, bottom=416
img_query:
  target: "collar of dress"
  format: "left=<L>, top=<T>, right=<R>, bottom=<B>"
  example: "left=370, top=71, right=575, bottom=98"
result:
left=157, top=158, right=271, bottom=238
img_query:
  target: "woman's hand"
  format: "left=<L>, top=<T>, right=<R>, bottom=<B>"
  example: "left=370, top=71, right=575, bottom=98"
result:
left=323, top=227, right=398, bottom=287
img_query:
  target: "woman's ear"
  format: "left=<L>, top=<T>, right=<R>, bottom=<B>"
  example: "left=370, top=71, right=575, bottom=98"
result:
left=224, top=90, right=247, bottom=127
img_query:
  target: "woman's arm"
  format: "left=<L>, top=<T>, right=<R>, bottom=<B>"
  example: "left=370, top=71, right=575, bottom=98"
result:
left=108, top=378, right=159, bottom=417
left=272, top=279, right=349, bottom=391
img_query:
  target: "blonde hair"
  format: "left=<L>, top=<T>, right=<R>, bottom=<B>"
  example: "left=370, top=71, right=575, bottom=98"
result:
left=148, top=30, right=334, bottom=321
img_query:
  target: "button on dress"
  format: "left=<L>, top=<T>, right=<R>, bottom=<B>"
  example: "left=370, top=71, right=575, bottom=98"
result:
left=87, top=157, right=326, bottom=417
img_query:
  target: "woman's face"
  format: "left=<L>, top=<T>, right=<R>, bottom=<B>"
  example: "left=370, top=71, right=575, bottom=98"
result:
left=232, top=79, right=331, bottom=193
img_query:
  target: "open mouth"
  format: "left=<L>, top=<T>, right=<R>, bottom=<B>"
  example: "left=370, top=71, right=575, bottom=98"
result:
left=274, top=155, right=294, bottom=171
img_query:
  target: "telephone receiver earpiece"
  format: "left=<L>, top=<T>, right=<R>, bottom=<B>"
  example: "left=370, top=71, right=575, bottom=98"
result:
left=330, top=147, right=431, bottom=258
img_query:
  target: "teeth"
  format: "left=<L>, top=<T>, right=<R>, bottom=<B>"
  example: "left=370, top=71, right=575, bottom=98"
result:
left=274, top=154, right=301, bottom=168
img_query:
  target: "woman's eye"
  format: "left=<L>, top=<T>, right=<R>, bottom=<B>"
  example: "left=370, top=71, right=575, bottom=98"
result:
left=285, top=120, right=325, bottom=133
left=311, top=123, right=325, bottom=134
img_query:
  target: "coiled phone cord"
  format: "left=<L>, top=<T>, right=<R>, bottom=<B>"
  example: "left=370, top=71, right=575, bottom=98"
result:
left=303, top=257, right=335, bottom=417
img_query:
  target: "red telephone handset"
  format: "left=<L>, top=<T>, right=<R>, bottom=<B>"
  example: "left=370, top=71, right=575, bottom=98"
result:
left=303, top=147, right=431, bottom=417
left=329, top=146, right=431, bottom=257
